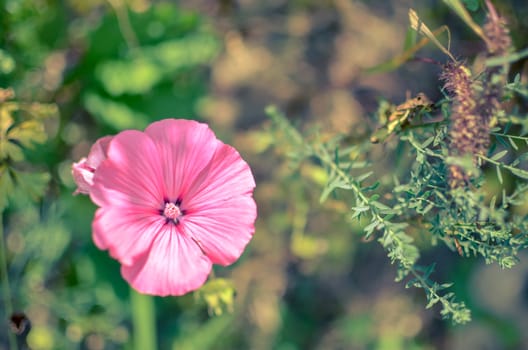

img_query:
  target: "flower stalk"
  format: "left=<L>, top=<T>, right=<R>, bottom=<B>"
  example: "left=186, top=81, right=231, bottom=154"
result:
left=131, top=288, right=157, bottom=350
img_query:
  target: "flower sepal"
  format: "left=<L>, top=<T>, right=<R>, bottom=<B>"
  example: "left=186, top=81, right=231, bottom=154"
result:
left=194, top=278, right=236, bottom=316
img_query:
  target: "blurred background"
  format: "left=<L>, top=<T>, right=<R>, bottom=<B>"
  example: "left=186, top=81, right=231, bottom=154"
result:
left=1, top=0, right=528, bottom=349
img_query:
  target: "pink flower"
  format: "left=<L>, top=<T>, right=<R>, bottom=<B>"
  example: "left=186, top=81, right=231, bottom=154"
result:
left=82, top=119, right=256, bottom=296
left=72, top=136, right=113, bottom=194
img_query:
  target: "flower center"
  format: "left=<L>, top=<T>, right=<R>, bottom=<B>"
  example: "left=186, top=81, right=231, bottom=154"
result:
left=163, top=202, right=182, bottom=223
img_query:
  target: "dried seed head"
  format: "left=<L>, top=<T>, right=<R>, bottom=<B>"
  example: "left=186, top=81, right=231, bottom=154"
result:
left=483, top=2, right=512, bottom=56
left=441, top=62, right=473, bottom=98
left=441, top=62, right=490, bottom=188
left=448, top=164, right=469, bottom=189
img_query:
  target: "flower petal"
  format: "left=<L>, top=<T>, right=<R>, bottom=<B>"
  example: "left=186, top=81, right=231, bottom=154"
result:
left=183, top=142, right=256, bottom=211
left=92, top=207, right=164, bottom=265
left=144, top=119, right=221, bottom=201
left=72, top=158, right=94, bottom=195
left=121, top=224, right=212, bottom=296
left=87, top=136, right=113, bottom=168
left=90, top=130, right=165, bottom=209
left=182, top=195, right=256, bottom=265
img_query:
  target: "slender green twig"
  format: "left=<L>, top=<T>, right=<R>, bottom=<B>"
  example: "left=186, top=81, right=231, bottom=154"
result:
left=491, top=132, right=528, bottom=141
left=409, top=269, right=470, bottom=323
left=0, top=213, right=18, bottom=350
left=314, top=142, right=416, bottom=266
left=268, top=107, right=471, bottom=323
left=479, top=154, right=528, bottom=179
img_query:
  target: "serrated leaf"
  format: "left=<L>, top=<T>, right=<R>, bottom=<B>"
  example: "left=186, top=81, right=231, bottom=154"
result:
left=8, top=120, right=47, bottom=147
left=13, top=170, right=51, bottom=201
left=0, top=141, right=24, bottom=162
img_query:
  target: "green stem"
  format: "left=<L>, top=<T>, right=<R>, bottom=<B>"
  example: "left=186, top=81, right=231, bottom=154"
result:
left=107, top=0, right=139, bottom=50
left=0, top=213, right=17, bottom=350
left=131, top=288, right=157, bottom=350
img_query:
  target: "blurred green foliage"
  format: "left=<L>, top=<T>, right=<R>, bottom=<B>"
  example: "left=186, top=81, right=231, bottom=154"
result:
left=2, top=0, right=528, bottom=349
left=1, top=1, right=221, bottom=349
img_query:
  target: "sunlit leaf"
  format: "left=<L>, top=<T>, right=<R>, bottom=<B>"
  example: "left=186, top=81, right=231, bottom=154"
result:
left=8, top=120, right=48, bottom=149
left=96, top=58, right=163, bottom=96
left=83, top=92, right=150, bottom=130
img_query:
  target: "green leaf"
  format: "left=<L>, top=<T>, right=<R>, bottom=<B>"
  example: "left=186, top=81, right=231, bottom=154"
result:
left=486, top=47, right=528, bottom=67
left=508, top=137, right=519, bottom=150
left=364, top=220, right=380, bottom=236
left=403, top=26, right=417, bottom=51
left=9, top=120, right=47, bottom=146
left=371, top=200, right=392, bottom=212
left=442, top=0, right=486, bottom=41
left=507, top=166, right=528, bottom=180
left=0, top=141, right=24, bottom=162
left=496, top=165, right=503, bottom=184
left=83, top=92, right=150, bottom=130
left=13, top=170, right=51, bottom=201
left=0, top=166, right=14, bottom=211
left=96, top=58, right=163, bottom=96
left=491, top=150, right=508, bottom=161
left=351, top=206, right=369, bottom=220
left=356, top=171, right=373, bottom=183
